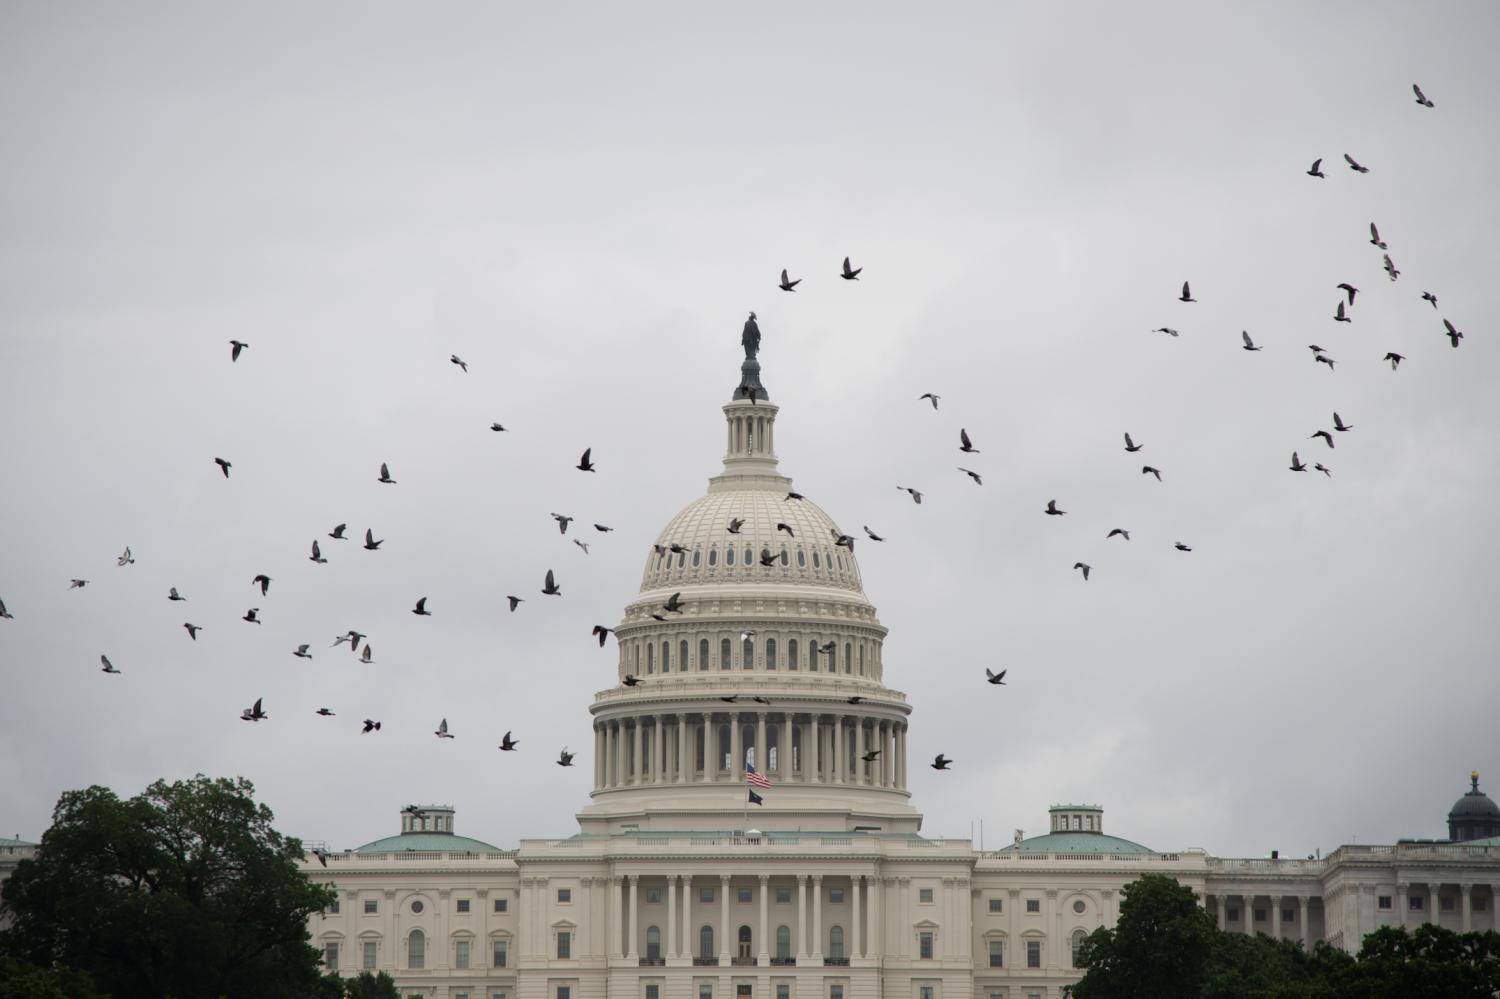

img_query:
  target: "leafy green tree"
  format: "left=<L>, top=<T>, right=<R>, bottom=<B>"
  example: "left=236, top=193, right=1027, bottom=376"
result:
left=0, top=775, right=342, bottom=999
left=0, top=956, right=102, bottom=999
left=1336, top=924, right=1500, bottom=999
left=1069, top=874, right=1219, bottom=999
left=343, top=970, right=402, bottom=999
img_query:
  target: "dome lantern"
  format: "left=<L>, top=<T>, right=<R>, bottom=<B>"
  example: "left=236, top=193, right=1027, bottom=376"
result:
left=1448, top=770, right=1500, bottom=842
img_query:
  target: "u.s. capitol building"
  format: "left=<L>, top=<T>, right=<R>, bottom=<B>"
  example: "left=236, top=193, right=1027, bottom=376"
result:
left=300, top=342, right=1500, bottom=999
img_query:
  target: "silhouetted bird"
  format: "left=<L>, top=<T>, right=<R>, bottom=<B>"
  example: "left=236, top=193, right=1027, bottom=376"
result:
left=594, top=524, right=614, bottom=532
left=1344, top=153, right=1370, bottom=173
left=1045, top=499, right=1066, bottom=516
left=1290, top=452, right=1307, bottom=472
left=491, top=422, right=507, bottom=432
left=1338, top=282, right=1359, bottom=305
left=1179, top=281, right=1196, bottom=303
left=507, top=596, right=523, bottom=612
left=435, top=718, right=454, bottom=739
left=309, top=540, right=326, bottom=564
left=168, top=587, right=185, bottom=601
left=573, top=539, right=590, bottom=554
left=253, top=574, right=271, bottom=596
left=862, top=750, right=881, bottom=762
left=1314, top=463, right=1332, bottom=478
left=1333, top=412, right=1353, bottom=432
left=541, top=569, right=561, bottom=595
left=1073, top=562, right=1091, bottom=580
left=959, top=428, right=979, bottom=453
left=1142, top=466, right=1162, bottom=482
left=0, top=598, right=11, bottom=620
left=241, top=697, right=267, bottom=722
left=779, top=268, right=801, bottom=291
left=1174, top=542, right=1193, bottom=552
left=557, top=748, right=575, bottom=767
left=1421, top=291, right=1438, bottom=308
left=499, top=731, right=519, bottom=751
left=117, top=547, right=134, bottom=566
left=183, top=623, right=201, bottom=640
left=316, top=708, right=335, bottom=716
left=551, top=513, right=573, bottom=534
left=1315, top=354, right=1335, bottom=370
left=592, top=625, right=615, bottom=647
left=622, top=674, right=641, bottom=687
left=1154, top=327, right=1179, bottom=337
left=363, top=529, right=383, bottom=550
left=662, top=592, right=685, bottom=613
left=70, top=579, right=88, bottom=589
left=1334, top=301, right=1351, bottom=324
left=919, top=393, right=940, bottom=410
left=378, top=462, right=395, bottom=484
left=1241, top=331, right=1261, bottom=352
left=229, top=340, right=248, bottom=361
left=100, top=655, right=120, bottom=674
left=412, top=597, right=431, bottom=616
left=1307, top=158, right=1325, bottom=178
left=214, top=457, right=232, bottom=478
left=1311, top=430, right=1334, bottom=449
left=1123, top=433, right=1142, bottom=452
left=1384, top=352, right=1405, bottom=370
left=243, top=607, right=261, bottom=624
left=785, top=491, right=805, bottom=501
left=727, top=518, right=745, bottom=533
left=841, top=256, right=861, bottom=280
left=931, top=755, right=953, bottom=770
left=1413, top=83, right=1434, bottom=108
left=897, top=486, right=923, bottom=504
left=1443, top=319, right=1463, bottom=348
left=293, top=645, right=312, bottom=659
left=863, top=526, right=886, bottom=541
left=777, top=522, right=795, bottom=537
left=362, top=719, right=381, bottom=734
left=450, top=354, right=467, bottom=372
left=986, top=668, right=1007, bottom=685
left=329, top=523, right=347, bottom=539
left=759, top=551, right=778, bottom=567
left=577, top=448, right=596, bottom=472
left=1383, top=254, right=1400, bottom=281
left=959, top=468, right=982, bottom=485
left=1107, top=528, right=1130, bottom=541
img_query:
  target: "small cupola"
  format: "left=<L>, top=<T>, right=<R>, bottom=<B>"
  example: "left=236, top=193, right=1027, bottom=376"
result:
left=1448, top=771, right=1500, bottom=842
left=1049, top=803, right=1104, bottom=835
left=400, top=804, right=456, bottom=835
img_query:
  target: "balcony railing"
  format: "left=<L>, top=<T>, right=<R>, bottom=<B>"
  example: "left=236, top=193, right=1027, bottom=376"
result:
left=692, top=957, right=719, bottom=967
left=731, top=957, right=758, bottom=967
left=638, top=957, right=665, bottom=966
left=770, top=957, right=796, bottom=966
left=823, top=957, right=850, bottom=966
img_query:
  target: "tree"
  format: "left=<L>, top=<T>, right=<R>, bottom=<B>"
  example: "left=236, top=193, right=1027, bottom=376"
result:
left=1336, top=925, right=1500, bottom=999
left=1068, top=874, right=1219, bottom=999
left=0, top=956, right=101, bottom=999
left=343, top=971, right=402, bottom=999
left=0, top=775, right=343, bottom=999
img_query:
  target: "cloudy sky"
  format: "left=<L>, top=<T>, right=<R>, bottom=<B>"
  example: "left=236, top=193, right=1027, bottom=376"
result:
left=2, top=2, right=1497, bottom=859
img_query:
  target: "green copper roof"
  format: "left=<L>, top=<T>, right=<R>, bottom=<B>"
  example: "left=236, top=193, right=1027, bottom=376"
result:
left=354, top=832, right=502, bottom=854
left=999, top=831, right=1154, bottom=855
left=0, top=836, right=36, bottom=849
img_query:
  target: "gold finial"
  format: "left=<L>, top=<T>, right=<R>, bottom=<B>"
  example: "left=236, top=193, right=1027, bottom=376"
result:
left=1472, top=770, right=1480, bottom=792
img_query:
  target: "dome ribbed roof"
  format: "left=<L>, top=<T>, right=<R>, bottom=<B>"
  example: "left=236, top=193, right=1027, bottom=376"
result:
left=999, top=831, right=1155, bottom=855
left=1450, top=791, right=1500, bottom=819
left=353, top=832, right=501, bottom=854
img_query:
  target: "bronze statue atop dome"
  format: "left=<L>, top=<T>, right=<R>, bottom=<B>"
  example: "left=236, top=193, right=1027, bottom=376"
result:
left=741, top=311, right=761, bottom=360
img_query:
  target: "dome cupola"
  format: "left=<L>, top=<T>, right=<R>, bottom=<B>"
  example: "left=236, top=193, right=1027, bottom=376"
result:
left=1448, top=771, right=1500, bottom=842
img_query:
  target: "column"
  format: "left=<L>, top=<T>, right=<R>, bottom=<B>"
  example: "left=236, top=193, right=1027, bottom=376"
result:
left=1299, top=896, right=1310, bottom=949
left=668, top=875, right=679, bottom=959
left=594, top=725, right=604, bottom=788
left=1215, top=894, right=1226, bottom=930
left=731, top=714, right=744, bottom=783
left=812, top=875, right=824, bottom=960
left=797, top=875, right=808, bottom=959
left=756, top=712, right=768, bottom=776
left=869, top=877, right=883, bottom=958
left=1429, top=883, right=1440, bottom=926
left=1243, top=894, right=1255, bottom=935
left=683, top=876, right=694, bottom=960
left=719, top=875, right=731, bottom=962
left=1270, top=895, right=1282, bottom=940
left=628, top=875, right=640, bottom=960
left=882, top=722, right=893, bottom=787
left=810, top=716, right=821, bottom=783
left=758, top=874, right=770, bottom=962
left=852, top=876, right=863, bottom=958
left=701, top=717, right=713, bottom=783
left=611, top=876, right=624, bottom=958
left=678, top=713, right=689, bottom=783
left=653, top=716, right=665, bottom=783
left=1397, top=883, right=1409, bottom=928
left=833, top=716, right=843, bottom=783
left=631, top=720, right=643, bottom=785
left=1461, top=884, right=1473, bottom=933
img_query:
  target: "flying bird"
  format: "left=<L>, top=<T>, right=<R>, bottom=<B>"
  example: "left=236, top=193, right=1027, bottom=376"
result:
left=1154, top=327, right=1180, bottom=337
left=1241, top=331, right=1261, bottom=352
left=241, top=698, right=267, bottom=722
left=1044, top=499, right=1066, bottom=516
left=759, top=551, right=778, bottom=567
left=360, top=645, right=374, bottom=664
left=833, top=532, right=855, bottom=551
left=840, top=256, right=862, bottom=280
left=412, top=597, right=431, bottom=616
left=117, top=547, right=134, bottom=566
left=573, top=539, right=590, bottom=554
left=168, top=587, right=185, bottom=601
left=507, top=596, right=523, bottom=612
left=183, top=623, right=201, bottom=640
left=593, top=524, right=614, bottom=533
left=333, top=630, right=365, bottom=650
left=309, top=540, right=326, bottom=564
left=361, top=719, right=381, bottom=734
left=252, top=574, right=271, bottom=596
left=1308, top=345, right=1326, bottom=354
left=1311, top=430, right=1334, bottom=449
left=919, top=393, right=940, bottom=410
left=435, top=718, right=454, bottom=739
left=931, top=755, right=953, bottom=770
left=229, top=340, right=248, bottom=361
left=1178, top=281, right=1196, bottom=303
left=959, top=428, right=979, bottom=453
left=1334, top=300, right=1351, bottom=323
left=1344, top=153, right=1370, bottom=173
left=1443, top=319, right=1463, bottom=348
left=861, top=750, right=881, bottom=762
left=897, top=486, right=923, bottom=504
left=243, top=608, right=261, bottom=624
left=1413, top=83, right=1434, bottom=108
left=214, top=457, right=232, bottom=478
left=316, top=708, right=335, bottom=716
left=591, top=625, right=615, bottom=647
left=847, top=696, right=865, bottom=705
left=1073, top=562, right=1091, bottom=580
left=551, top=513, right=573, bottom=534
left=986, top=668, right=1007, bottom=685
left=1123, top=433, right=1142, bottom=452
left=1333, top=412, right=1353, bottom=432
left=778, top=268, right=801, bottom=291
left=1369, top=223, right=1387, bottom=250
left=1314, top=463, right=1332, bottom=478
left=622, top=674, right=641, bottom=687
left=1290, top=452, right=1307, bottom=472
left=727, top=518, right=745, bottom=534
left=69, top=579, right=88, bottom=589
left=1315, top=354, right=1335, bottom=370
left=1174, top=542, right=1193, bottom=552
left=1421, top=291, right=1438, bottom=308
left=542, top=569, right=561, bottom=595
left=1384, top=352, right=1405, bottom=370
left=669, top=543, right=688, bottom=555
left=557, top=748, right=575, bottom=767
left=1106, top=528, right=1130, bottom=541
left=1306, top=158, right=1325, bottom=178
left=293, top=645, right=312, bottom=659
left=499, top=731, right=519, bottom=751
left=377, top=462, right=395, bottom=484
left=1141, top=466, right=1162, bottom=482
left=0, top=598, right=10, bottom=620
left=311, top=848, right=327, bottom=868
left=785, top=491, right=805, bottom=501
left=329, top=523, right=347, bottom=539
left=576, top=448, right=596, bottom=472
left=450, top=354, right=467, bottom=372
left=958, top=467, right=982, bottom=485
left=363, top=529, right=383, bottom=550
left=1383, top=254, right=1400, bottom=281
left=100, top=655, right=120, bottom=674
left=776, top=522, right=795, bottom=537
left=1337, top=283, right=1359, bottom=305
left=863, top=526, right=886, bottom=541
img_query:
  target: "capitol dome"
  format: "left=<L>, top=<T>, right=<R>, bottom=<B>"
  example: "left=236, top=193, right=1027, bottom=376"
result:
left=579, top=326, right=918, bottom=835
left=1448, top=771, right=1500, bottom=842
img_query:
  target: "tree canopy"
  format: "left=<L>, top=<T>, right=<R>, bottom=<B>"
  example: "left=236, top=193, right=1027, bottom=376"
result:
left=342, top=971, right=402, bottom=999
left=0, top=774, right=342, bottom=999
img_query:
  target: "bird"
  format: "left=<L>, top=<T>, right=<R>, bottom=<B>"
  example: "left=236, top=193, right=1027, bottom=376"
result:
left=669, top=543, right=689, bottom=555
left=1073, top=562, right=1091, bottom=581
left=401, top=805, right=424, bottom=817
left=0, top=598, right=10, bottom=620
left=931, top=755, right=953, bottom=770
left=863, top=526, right=886, bottom=541
left=818, top=641, right=836, bottom=655
left=1344, top=153, right=1370, bottom=173
left=557, top=748, right=575, bottom=767
left=117, top=547, right=134, bottom=567
left=1241, top=331, right=1261, bottom=352
left=490, top=422, right=507, bottom=432
left=1421, top=291, right=1438, bottom=308
left=100, top=655, right=120, bottom=674
left=847, top=696, right=865, bottom=705
left=363, top=529, right=383, bottom=550
left=450, top=354, right=467, bottom=372
left=361, top=719, right=381, bottom=734
left=499, top=731, right=519, bottom=751
left=412, top=597, right=431, bottom=616
left=897, top=486, right=923, bottom=504
left=1306, top=158, right=1325, bottom=178
left=986, top=668, right=1007, bottom=685
left=750, top=696, right=771, bottom=705
left=1443, top=319, right=1463, bottom=348
left=1369, top=223, right=1387, bottom=250
left=1314, top=463, right=1332, bottom=478
left=1044, top=499, right=1066, bottom=516
left=576, top=448, right=596, bottom=472
left=834, top=533, right=856, bottom=551
left=958, top=467, right=982, bottom=485
left=1413, top=83, right=1434, bottom=108
left=329, top=523, right=347, bottom=540
left=214, top=457, right=232, bottom=478
left=542, top=569, right=561, bottom=595
left=1309, top=344, right=1326, bottom=354
left=333, top=630, right=365, bottom=651
left=1290, top=452, right=1307, bottom=472
left=959, top=428, right=979, bottom=453
left=1106, top=528, right=1130, bottom=541
left=1142, top=466, right=1162, bottom=482
left=252, top=574, right=271, bottom=596
left=759, top=551, right=778, bottom=567
left=435, top=718, right=454, bottom=739
left=69, top=579, right=88, bottom=589
left=183, top=623, right=201, bottom=640
left=229, top=340, right=248, bottom=361
left=1383, top=254, right=1400, bottom=281
left=243, top=608, right=261, bottom=624
left=360, top=645, right=374, bottom=664
left=662, top=592, right=685, bottom=612
left=591, top=625, right=614, bottom=647
left=622, top=674, right=641, bottom=687
left=1334, top=301, right=1351, bottom=323
left=840, top=256, right=861, bottom=280
left=727, top=518, right=745, bottom=534
left=316, top=708, right=335, bottom=716
left=861, top=750, right=881, bottom=763
left=778, top=268, right=801, bottom=291
left=1178, top=281, right=1196, bottom=303
left=1154, top=327, right=1180, bottom=337
left=1384, top=352, right=1405, bottom=370
left=168, top=587, right=185, bottom=601
left=377, top=462, right=395, bottom=484
left=1174, top=542, right=1193, bottom=552
left=785, top=491, right=805, bottom=501
left=309, top=540, right=326, bottom=564
left=1311, top=430, right=1334, bottom=449
left=1338, top=283, right=1360, bottom=305
left=311, top=848, right=328, bottom=868
left=919, top=393, right=940, bottom=410
left=776, top=522, right=795, bottom=537
left=593, top=524, right=614, bottom=533
left=293, top=645, right=312, bottom=659
left=1333, top=412, right=1353, bottom=432
left=241, top=698, right=268, bottom=722
left=551, top=513, right=573, bottom=534
left=1123, top=433, right=1142, bottom=452
left=507, top=596, right=523, bottom=612
left=573, top=539, right=590, bottom=554
left=1315, top=354, right=1336, bottom=370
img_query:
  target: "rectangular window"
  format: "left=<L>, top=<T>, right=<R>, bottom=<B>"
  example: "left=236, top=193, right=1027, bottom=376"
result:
left=918, top=888, right=934, bottom=903
left=558, top=931, right=572, bottom=959
left=458, top=898, right=471, bottom=914
left=919, top=988, right=933, bottom=999
left=776, top=888, right=791, bottom=904
left=737, top=987, right=751, bottom=999
left=494, top=939, right=508, bottom=967
left=739, top=888, right=753, bottom=903
left=1283, top=908, right=1296, bottom=923
left=1441, top=896, right=1455, bottom=911
left=364, top=898, right=378, bottom=914
left=1477, top=897, right=1489, bottom=912
left=918, top=932, right=933, bottom=959
left=323, top=942, right=339, bottom=968
left=1253, top=908, right=1265, bottom=923
left=700, top=986, right=713, bottom=999
left=559, top=987, right=571, bottom=999
left=363, top=941, right=377, bottom=970
left=830, top=986, right=843, bottom=999
left=329, top=898, right=340, bottom=915
left=988, top=939, right=1003, bottom=967
left=455, top=994, right=469, bottom=999
left=558, top=888, right=572, bottom=903
left=1026, top=940, right=1041, bottom=968
left=1025, top=899, right=1040, bottom=914
left=456, top=940, right=470, bottom=969
left=1409, top=896, right=1423, bottom=911
left=829, top=888, right=844, bottom=904
left=777, top=987, right=790, bottom=999
left=988, top=898, right=1002, bottom=914
left=494, top=994, right=508, bottom=999
left=495, top=898, right=509, bottom=913
left=700, top=888, right=714, bottom=903
left=1227, top=908, right=1239, bottom=922
left=647, top=987, right=660, bottom=999
left=647, top=889, right=662, bottom=904
left=1378, top=896, right=1392, bottom=910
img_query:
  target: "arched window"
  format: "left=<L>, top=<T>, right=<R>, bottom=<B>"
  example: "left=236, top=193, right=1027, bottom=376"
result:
left=717, top=725, right=731, bottom=769
left=699, top=638, right=709, bottom=671
left=844, top=643, right=852, bottom=674
left=738, top=925, right=752, bottom=959
left=797, top=550, right=806, bottom=567
left=780, top=549, right=788, bottom=565
left=709, top=548, right=718, bottom=567
left=1072, top=928, right=1087, bottom=968
left=812, top=551, right=821, bottom=568
left=743, top=635, right=755, bottom=669
left=858, top=644, right=864, bottom=675
left=776, top=925, right=791, bottom=960
left=661, top=641, right=670, bottom=673
left=727, top=546, right=735, bottom=566
left=692, top=550, right=701, bottom=568
left=744, top=545, right=752, bottom=565
left=828, top=925, right=844, bottom=960
left=408, top=928, right=425, bottom=969
left=767, top=725, right=779, bottom=771
left=699, top=926, right=714, bottom=959
left=766, top=638, right=778, bottom=670
left=646, top=644, right=654, bottom=674
left=788, top=638, right=799, bottom=671
left=646, top=926, right=661, bottom=962
left=680, top=640, right=689, bottom=674
left=720, top=638, right=732, bottom=670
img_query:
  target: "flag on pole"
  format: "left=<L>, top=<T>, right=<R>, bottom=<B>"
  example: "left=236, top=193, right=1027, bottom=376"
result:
left=746, top=764, right=772, bottom=789
left=748, top=789, right=764, bottom=806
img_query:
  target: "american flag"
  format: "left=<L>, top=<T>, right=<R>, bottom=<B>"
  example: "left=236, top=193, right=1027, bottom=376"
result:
left=746, top=764, right=772, bottom=789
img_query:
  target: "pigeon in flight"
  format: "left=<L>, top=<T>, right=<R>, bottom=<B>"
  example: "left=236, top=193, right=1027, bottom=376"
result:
left=229, top=340, right=248, bottom=361
left=779, top=268, right=801, bottom=291
left=117, top=547, right=134, bottom=567
left=1383, top=254, right=1400, bottom=281
left=1443, top=319, right=1463, bottom=348
left=450, top=354, right=467, bottom=372
left=785, top=491, right=805, bottom=501
left=542, top=569, right=561, bottom=595
left=863, top=526, right=886, bottom=542
left=1123, top=433, right=1142, bottom=453
left=1314, top=463, right=1332, bottom=478
left=1241, top=331, right=1261, bottom=352
left=435, top=718, right=454, bottom=739
left=551, top=513, right=573, bottom=534
left=490, top=422, right=507, bottom=432
left=861, top=750, right=881, bottom=762
left=1413, top=83, right=1434, bottom=108
left=959, top=428, right=979, bottom=453
left=363, top=529, right=383, bottom=550
left=1106, top=528, right=1130, bottom=541
left=1368, top=224, right=1387, bottom=250
left=1311, top=430, right=1334, bottom=449
left=168, top=587, right=185, bottom=601
left=1154, top=327, right=1180, bottom=337
left=985, top=668, right=1007, bottom=686
left=499, top=731, right=519, bottom=751
left=100, top=655, right=120, bottom=674
left=360, top=645, right=374, bottom=664
left=662, top=592, right=685, bottom=612
left=592, top=625, right=615, bottom=647
left=668, top=543, right=689, bottom=555
left=576, top=448, right=596, bottom=472
left=1073, top=562, right=1091, bottom=580
left=1290, top=452, right=1307, bottom=472
left=377, top=462, right=396, bottom=484
left=847, top=696, right=866, bottom=705
left=1044, top=499, right=1066, bottom=516
left=833, top=532, right=855, bottom=551
left=1384, top=352, right=1405, bottom=370
left=316, top=708, right=334, bottom=716
left=252, top=574, right=271, bottom=596
left=1344, top=153, right=1370, bottom=173
left=897, top=486, right=923, bottom=504
left=361, top=719, right=381, bottom=734
left=759, top=551, right=778, bottom=567
left=1421, top=291, right=1438, bottom=308
left=293, top=645, right=312, bottom=659
left=329, top=523, right=347, bottom=540
left=776, top=522, right=795, bottom=537
left=214, top=457, right=232, bottom=478
left=1333, top=412, right=1353, bottom=432
left=919, top=393, right=940, bottom=410
left=1174, top=542, right=1193, bottom=552
left=333, top=630, right=365, bottom=650
left=243, top=608, right=262, bottom=624
left=1337, top=283, right=1359, bottom=306
left=1315, top=354, right=1336, bottom=370
left=573, top=539, right=590, bottom=554
left=1178, top=281, right=1196, bottom=303
left=1306, top=158, right=1325, bottom=178
left=840, top=256, right=862, bottom=280
left=507, top=596, right=523, bottom=612
left=0, top=598, right=10, bottom=620
left=557, top=748, right=575, bottom=767
left=593, top=524, right=614, bottom=533
left=727, top=518, right=745, bottom=534
left=958, top=468, right=982, bottom=485
left=931, top=755, right=953, bottom=770
left=1334, top=301, right=1351, bottom=323
left=309, top=540, right=326, bottom=564
left=240, top=698, right=268, bottom=722
left=70, top=579, right=88, bottom=589
left=183, top=623, right=201, bottom=640
left=412, top=597, right=431, bottom=616
left=1141, top=466, right=1162, bottom=482
left=622, top=674, right=641, bottom=687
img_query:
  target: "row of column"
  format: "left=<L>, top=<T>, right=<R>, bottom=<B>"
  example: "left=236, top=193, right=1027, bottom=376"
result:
left=1213, top=894, right=1315, bottom=948
left=593, top=712, right=908, bottom=791
left=1394, top=881, right=1497, bottom=933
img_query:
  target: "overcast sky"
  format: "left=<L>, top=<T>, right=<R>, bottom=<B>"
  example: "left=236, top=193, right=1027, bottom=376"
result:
left=2, top=2, right=1497, bottom=859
